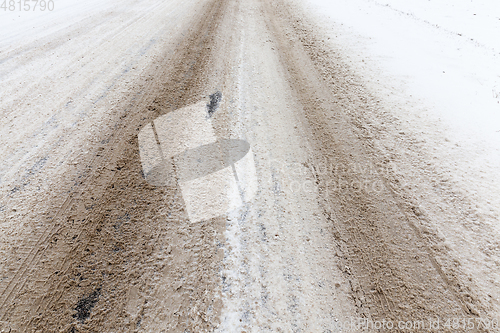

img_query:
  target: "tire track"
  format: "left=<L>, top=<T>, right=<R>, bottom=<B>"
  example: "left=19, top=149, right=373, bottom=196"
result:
left=0, top=0, right=230, bottom=331
left=262, top=0, right=488, bottom=330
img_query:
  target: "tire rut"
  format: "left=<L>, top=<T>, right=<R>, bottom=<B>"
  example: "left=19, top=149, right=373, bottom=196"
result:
left=262, top=0, right=488, bottom=331
left=0, top=0, right=229, bottom=331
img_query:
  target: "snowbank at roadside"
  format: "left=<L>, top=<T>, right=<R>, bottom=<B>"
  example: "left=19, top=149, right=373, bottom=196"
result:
left=298, top=0, right=500, bottom=318
left=300, top=0, right=500, bottom=226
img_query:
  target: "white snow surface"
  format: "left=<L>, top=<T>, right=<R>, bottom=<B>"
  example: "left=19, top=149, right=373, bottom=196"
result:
left=0, top=0, right=115, bottom=48
left=301, top=0, right=500, bottom=228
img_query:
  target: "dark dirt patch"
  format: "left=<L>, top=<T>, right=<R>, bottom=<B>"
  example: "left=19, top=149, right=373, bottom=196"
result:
left=207, top=90, right=222, bottom=117
left=73, top=288, right=101, bottom=322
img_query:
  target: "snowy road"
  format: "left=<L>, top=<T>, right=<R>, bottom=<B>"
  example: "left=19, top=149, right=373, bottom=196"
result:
left=1, top=0, right=499, bottom=332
